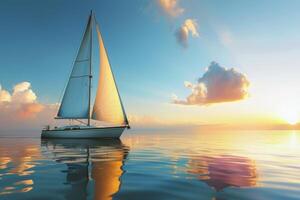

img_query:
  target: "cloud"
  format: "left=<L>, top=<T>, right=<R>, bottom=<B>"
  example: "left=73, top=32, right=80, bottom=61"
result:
left=173, top=62, right=250, bottom=105
left=155, top=1, right=199, bottom=47
left=12, top=82, right=37, bottom=104
left=157, top=0, right=184, bottom=17
left=17, top=103, right=44, bottom=119
left=218, top=28, right=234, bottom=47
left=0, top=82, right=57, bottom=131
left=13, top=82, right=31, bottom=93
left=175, top=19, right=199, bottom=47
left=0, top=85, right=11, bottom=102
left=0, top=82, right=43, bottom=118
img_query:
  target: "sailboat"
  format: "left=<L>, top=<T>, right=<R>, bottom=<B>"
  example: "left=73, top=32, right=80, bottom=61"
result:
left=41, top=11, right=130, bottom=139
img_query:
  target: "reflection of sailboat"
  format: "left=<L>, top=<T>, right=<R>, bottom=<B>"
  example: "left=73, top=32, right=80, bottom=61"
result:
left=41, top=10, right=130, bottom=139
left=41, top=139, right=129, bottom=200
left=187, top=155, right=258, bottom=191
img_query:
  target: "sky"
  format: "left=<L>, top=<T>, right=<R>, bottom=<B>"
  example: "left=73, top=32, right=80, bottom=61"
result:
left=1, top=0, right=300, bottom=131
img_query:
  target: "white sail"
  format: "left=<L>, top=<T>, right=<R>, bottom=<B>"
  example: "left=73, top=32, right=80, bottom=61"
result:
left=92, top=24, right=128, bottom=125
left=57, top=15, right=92, bottom=119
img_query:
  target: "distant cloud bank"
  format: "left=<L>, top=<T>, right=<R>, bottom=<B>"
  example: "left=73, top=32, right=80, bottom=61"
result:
left=176, top=19, right=199, bottom=47
left=0, top=82, right=42, bottom=118
left=0, top=82, right=57, bottom=130
left=173, top=62, right=250, bottom=105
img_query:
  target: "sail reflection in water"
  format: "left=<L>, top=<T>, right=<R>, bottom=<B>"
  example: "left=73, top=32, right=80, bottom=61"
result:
left=41, top=139, right=129, bottom=200
left=187, top=154, right=258, bottom=191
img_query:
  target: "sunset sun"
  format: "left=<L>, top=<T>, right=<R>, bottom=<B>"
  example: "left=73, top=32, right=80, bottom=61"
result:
left=282, top=111, right=299, bottom=125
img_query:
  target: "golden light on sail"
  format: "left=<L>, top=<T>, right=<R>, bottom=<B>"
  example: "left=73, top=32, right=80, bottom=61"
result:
left=92, top=24, right=126, bottom=125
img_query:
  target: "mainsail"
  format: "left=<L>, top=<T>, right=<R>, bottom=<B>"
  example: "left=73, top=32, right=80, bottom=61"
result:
left=57, top=15, right=92, bottom=119
left=92, top=23, right=128, bottom=125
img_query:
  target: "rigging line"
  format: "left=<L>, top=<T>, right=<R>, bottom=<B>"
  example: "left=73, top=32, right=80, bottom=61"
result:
left=70, top=74, right=92, bottom=78
left=75, top=119, right=88, bottom=125
left=75, top=59, right=90, bottom=63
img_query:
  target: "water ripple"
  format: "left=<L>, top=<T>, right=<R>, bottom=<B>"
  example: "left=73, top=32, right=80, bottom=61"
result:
left=0, top=130, right=299, bottom=199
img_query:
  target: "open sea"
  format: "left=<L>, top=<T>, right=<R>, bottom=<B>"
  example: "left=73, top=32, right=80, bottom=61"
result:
left=0, top=129, right=299, bottom=200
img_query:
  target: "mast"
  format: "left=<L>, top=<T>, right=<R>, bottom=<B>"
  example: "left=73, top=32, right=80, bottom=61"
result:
left=88, top=10, right=93, bottom=126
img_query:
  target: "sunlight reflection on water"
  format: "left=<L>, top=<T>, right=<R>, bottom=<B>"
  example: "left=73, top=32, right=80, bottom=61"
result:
left=0, top=130, right=299, bottom=200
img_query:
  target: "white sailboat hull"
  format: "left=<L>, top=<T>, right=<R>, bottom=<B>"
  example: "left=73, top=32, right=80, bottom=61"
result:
left=41, top=126, right=126, bottom=139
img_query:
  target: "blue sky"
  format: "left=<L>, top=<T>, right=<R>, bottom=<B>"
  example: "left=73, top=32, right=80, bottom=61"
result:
left=1, top=0, right=300, bottom=128
left=0, top=0, right=232, bottom=102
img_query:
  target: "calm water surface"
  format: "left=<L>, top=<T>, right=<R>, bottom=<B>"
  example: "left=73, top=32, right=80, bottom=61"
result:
left=0, top=129, right=299, bottom=200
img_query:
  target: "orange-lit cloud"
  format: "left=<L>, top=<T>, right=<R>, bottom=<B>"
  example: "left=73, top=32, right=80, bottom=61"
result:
left=157, top=0, right=184, bottom=17
left=156, top=1, right=199, bottom=48
left=0, top=82, right=42, bottom=118
left=17, top=103, right=44, bottom=119
left=0, top=82, right=57, bottom=130
left=176, top=19, right=199, bottom=47
left=0, top=85, right=11, bottom=102
left=11, top=82, right=37, bottom=104
left=173, top=62, right=250, bottom=105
